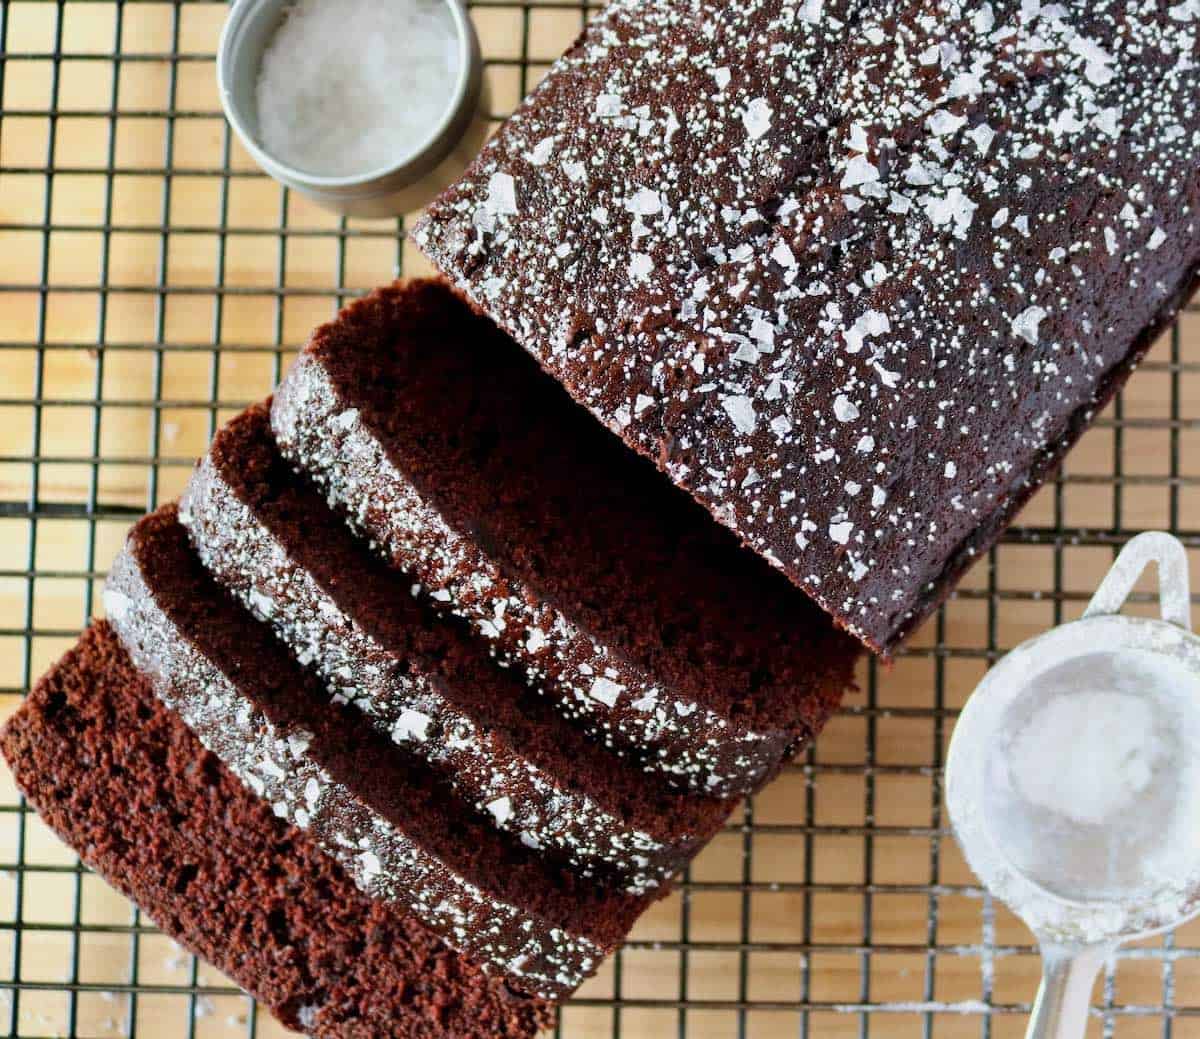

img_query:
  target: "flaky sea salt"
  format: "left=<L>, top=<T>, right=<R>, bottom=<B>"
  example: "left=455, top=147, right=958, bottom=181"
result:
left=255, top=0, right=460, bottom=177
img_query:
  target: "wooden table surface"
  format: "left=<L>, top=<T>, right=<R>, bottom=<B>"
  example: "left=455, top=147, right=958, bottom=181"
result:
left=2, top=3, right=1200, bottom=1036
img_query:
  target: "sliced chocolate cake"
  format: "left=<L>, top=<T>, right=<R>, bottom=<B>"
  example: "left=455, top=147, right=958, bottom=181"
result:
left=104, top=505, right=652, bottom=1000
left=414, top=0, right=1200, bottom=653
left=0, top=623, right=554, bottom=1038
left=180, top=402, right=735, bottom=892
left=272, top=279, right=860, bottom=797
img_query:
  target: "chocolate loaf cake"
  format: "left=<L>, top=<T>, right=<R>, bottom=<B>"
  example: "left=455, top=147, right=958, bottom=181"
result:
left=272, top=279, right=859, bottom=796
left=0, top=623, right=554, bottom=1038
left=181, top=402, right=735, bottom=891
left=415, top=0, right=1200, bottom=652
left=105, top=505, right=651, bottom=1000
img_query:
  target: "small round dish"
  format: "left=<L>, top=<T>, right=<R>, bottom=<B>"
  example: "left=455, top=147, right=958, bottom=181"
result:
left=217, top=0, right=483, bottom=218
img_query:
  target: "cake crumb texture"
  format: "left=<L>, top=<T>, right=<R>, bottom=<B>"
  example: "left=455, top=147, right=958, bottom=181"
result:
left=182, top=402, right=736, bottom=891
left=272, top=279, right=859, bottom=796
left=0, top=622, right=555, bottom=1039
left=107, top=505, right=651, bottom=1000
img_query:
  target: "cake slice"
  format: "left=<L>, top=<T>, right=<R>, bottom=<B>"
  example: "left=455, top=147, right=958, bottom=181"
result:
left=0, top=622, right=554, bottom=1038
left=180, top=402, right=735, bottom=892
left=414, top=0, right=1200, bottom=653
left=271, top=279, right=859, bottom=797
left=104, top=505, right=652, bottom=1000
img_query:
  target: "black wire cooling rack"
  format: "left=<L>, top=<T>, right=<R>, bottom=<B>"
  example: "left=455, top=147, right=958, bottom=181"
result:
left=3, top=2, right=1200, bottom=1037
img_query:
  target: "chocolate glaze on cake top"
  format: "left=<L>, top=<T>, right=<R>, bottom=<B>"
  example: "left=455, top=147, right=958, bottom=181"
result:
left=105, top=506, right=651, bottom=1000
left=272, top=280, right=858, bottom=796
left=415, top=0, right=1200, bottom=652
left=181, top=402, right=735, bottom=891
left=0, top=623, right=554, bottom=1039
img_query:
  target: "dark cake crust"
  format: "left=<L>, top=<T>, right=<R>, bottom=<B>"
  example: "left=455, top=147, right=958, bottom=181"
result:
left=414, top=0, right=1200, bottom=653
left=181, top=402, right=735, bottom=892
left=272, top=280, right=858, bottom=795
left=0, top=623, right=554, bottom=1039
left=105, top=506, right=651, bottom=1000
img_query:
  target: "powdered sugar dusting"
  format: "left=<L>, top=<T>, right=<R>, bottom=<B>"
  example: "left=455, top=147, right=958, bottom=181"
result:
left=104, top=521, right=606, bottom=999
left=180, top=426, right=701, bottom=893
left=415, top=0, right=1200, bottom=653
left=271, top=351, right=787, bottom=797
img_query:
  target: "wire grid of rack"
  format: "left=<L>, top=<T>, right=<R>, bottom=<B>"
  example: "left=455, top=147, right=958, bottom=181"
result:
left=2, top=1, right=1200, bottom=1037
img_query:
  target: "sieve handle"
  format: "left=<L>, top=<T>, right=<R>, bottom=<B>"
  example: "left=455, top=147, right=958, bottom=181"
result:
left=1025, top=944, right=1110, bottom=1039
left=1083, top=531, right=1192, bottom=631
